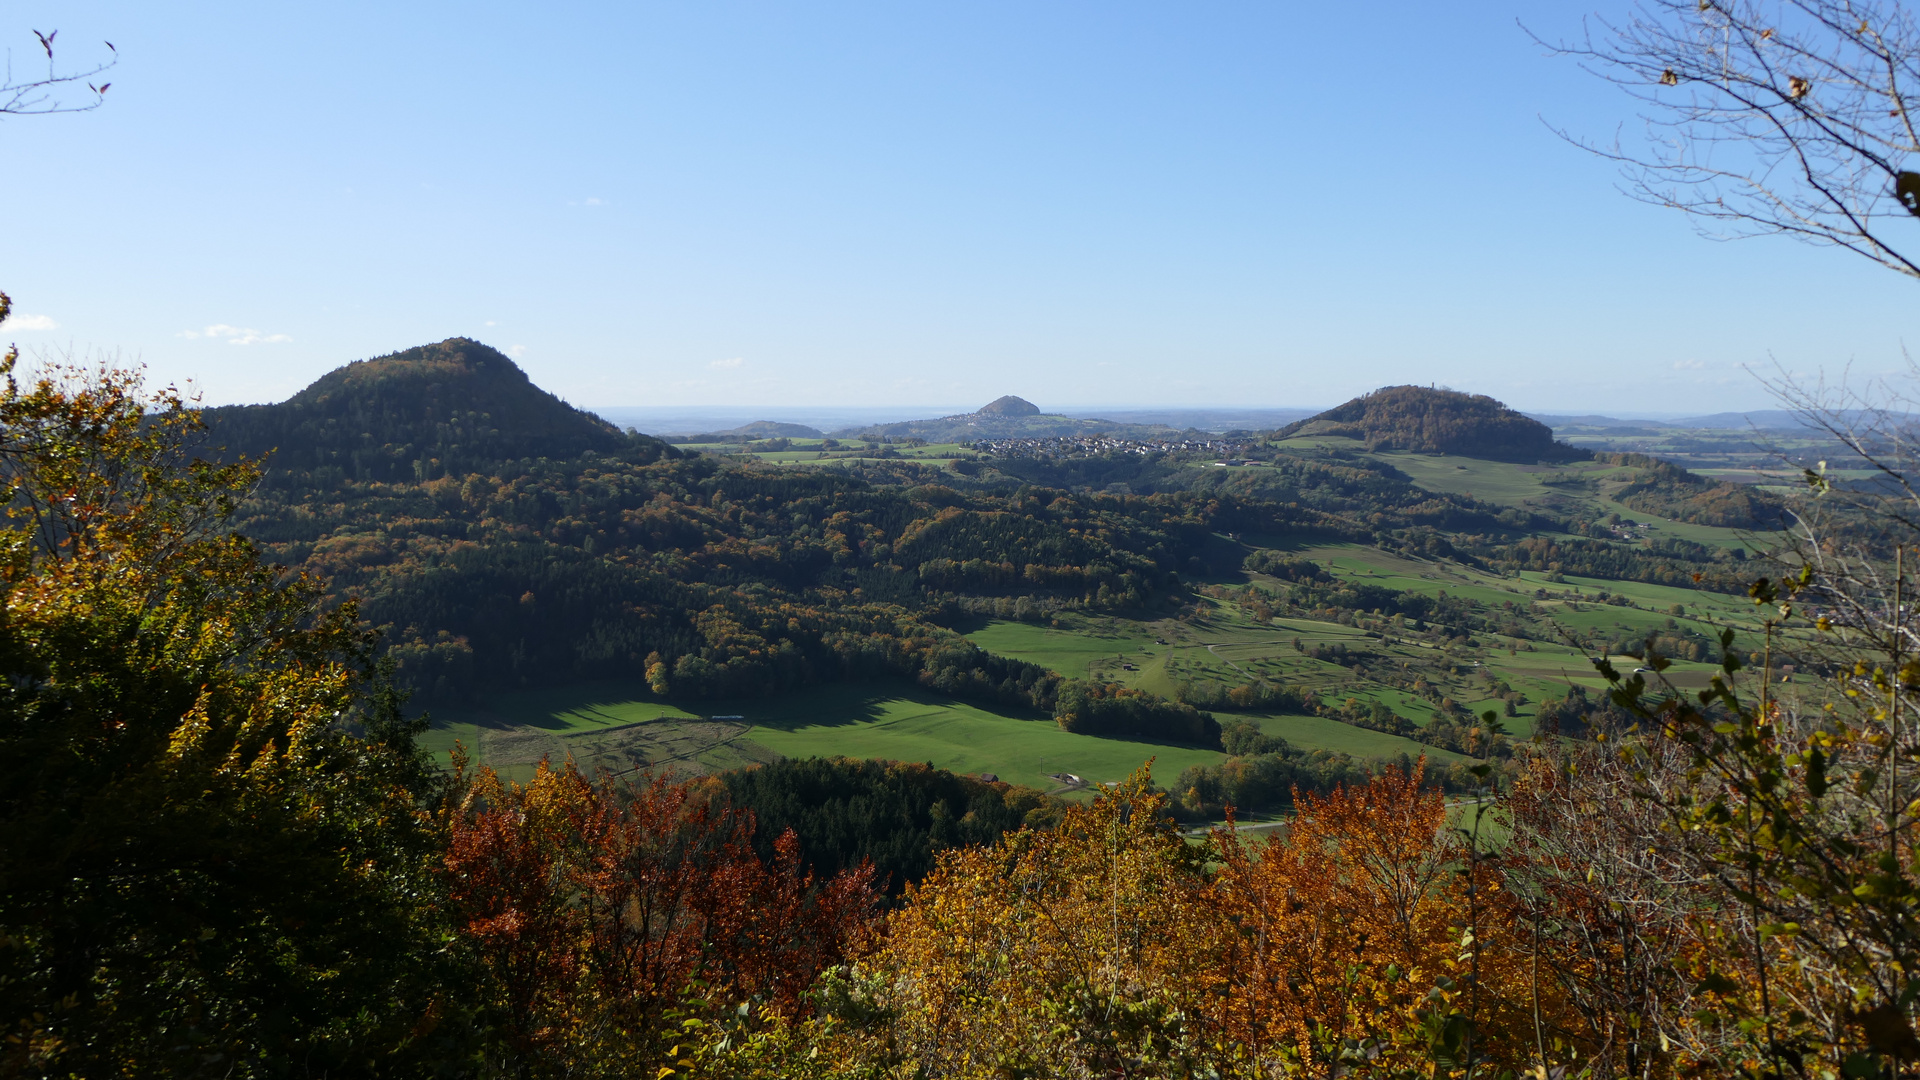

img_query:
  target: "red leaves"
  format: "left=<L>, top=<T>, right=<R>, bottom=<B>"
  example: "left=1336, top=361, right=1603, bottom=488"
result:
left=443, top=760, right=878, bottom=1066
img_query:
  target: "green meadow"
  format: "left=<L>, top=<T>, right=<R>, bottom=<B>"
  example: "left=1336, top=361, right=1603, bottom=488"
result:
left=424, top=680, right=1219, bottom=791
left=738, top=684, right=1222, bottom=793
left=1245, top=711, right=1472, bottom=763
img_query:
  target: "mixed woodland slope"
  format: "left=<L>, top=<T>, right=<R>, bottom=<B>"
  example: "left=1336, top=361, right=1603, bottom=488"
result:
left=205, top=338, right=665, bottom=481
left=1280, top=385, right=1586, bottom=463
left=1599, top=452, right=1791, bottom=529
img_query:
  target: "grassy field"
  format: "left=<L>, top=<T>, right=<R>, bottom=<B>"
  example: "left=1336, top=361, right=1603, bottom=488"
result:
left=1370, top=451, right=1597, bottom=507
left=964, top=603, right=1511, bottom=751
left=1264, top=442, right=1761, bottom=550
left=1288, top=544, right=1762, bottom=713
left=424, top=680, right=1219, bottom=791
left=418, top=682, right=752, bottom=783
left=740, top=683, right=1222, bottom=792
left=963, top=618, right=1166, bottom=679
left=958, top=529, right=1769, bottom=752
left=1291, top=542, right=1758, bottom=623
left=1352, top=452, right=1762, bottom=551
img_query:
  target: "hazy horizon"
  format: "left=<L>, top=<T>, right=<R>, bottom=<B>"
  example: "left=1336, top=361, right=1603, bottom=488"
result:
left=11, top=2, right=1913, bottom=414
left=585, top=401, right=1815, bottom=437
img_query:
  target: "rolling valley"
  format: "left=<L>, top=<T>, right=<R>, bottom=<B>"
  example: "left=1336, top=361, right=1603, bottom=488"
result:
left=206, top=339, right=1803, bottom=818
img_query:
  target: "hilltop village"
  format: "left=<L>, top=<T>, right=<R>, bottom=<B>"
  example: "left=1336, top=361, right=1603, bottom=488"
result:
left=967, top=432, right=1257, bottom=459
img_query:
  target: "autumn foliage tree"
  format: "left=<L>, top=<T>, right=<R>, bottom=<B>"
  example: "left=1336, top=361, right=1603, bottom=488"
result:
left=0, top=297, right=460, bottom=1077
left=443, top=759, right=879, bottom=1078
left=861, top=768, right=1227, bottom=1077
left=830, top=764, right=1554, bottom=1079
left=1212, top=765, right=1545, bottom=1076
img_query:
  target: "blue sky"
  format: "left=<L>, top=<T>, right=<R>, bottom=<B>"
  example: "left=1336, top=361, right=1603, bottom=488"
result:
left=3, top=1, right=1913, bottom=413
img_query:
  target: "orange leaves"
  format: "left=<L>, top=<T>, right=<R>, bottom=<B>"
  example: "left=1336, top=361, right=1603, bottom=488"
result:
left=873, top=763, right=1551, bottom=1076
left=443, top=759, right=879, bottom=1073
left=1210, top=764, right=1474, bottom=1066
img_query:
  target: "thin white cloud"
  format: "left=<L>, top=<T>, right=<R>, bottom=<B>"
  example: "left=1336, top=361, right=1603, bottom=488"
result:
left=1672, top=359, right=1706, bottom=370
left=484, top=320, right=497, bottom=327
left=7, top=313, right=57, bottom=330
left=710, top=356, right=744, bottom=370
left=508, top=344, right=528, bottom=357
left=179, top=324, right=291, bottom=346
left=584, top=197, right=603, bottom=206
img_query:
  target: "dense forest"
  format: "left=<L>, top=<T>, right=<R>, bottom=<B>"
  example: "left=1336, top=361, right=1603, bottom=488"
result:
left=204, top=339, right=661, bottom=481
left=1276, top=384, right=1587, bottom=462
left=716, top=757, right=1063, bottom=896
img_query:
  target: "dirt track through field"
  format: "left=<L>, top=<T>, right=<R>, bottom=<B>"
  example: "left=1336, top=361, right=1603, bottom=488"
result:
left=1205, top=643, right=1247, bottom=675
left=480, top=717, right=764, bottom=778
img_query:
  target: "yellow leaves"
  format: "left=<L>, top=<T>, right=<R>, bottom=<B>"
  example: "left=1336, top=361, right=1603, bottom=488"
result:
left=875, top=763, right=1558, bottom=1074
left=874, top=767, right=1224, bottom=1074
left=165, top=694, right=216, bottom=762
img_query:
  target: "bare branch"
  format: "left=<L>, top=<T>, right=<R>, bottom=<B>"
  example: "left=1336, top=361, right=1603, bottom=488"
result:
left=3, top=28, right=115, bottom=118
left=1533, top=0, right=1920, bottom=278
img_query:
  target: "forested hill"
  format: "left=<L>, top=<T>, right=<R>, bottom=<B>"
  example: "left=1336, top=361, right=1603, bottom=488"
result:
left=977, top=395, right=1041, bottom=416
left=844, top=396, right=1161, bottom=442
left=204, top=338, right=673, bottom=481
left=1280, top=385, right=1586, bottom=463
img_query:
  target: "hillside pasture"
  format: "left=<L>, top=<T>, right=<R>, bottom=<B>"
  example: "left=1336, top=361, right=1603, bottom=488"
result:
left=1291, top=542, right=1759, bottom=627
left=1366, top=450, right=1588, bottom=507
left=962, top=616, right=1163, bottom=679
left=425, top=679, right=1218, bottom=793
left=1340, top=449, right=1767, bottom=552
left=1245, top=711, right=1472, bottom=763
left=740, top=683, right=1223, bottom=794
